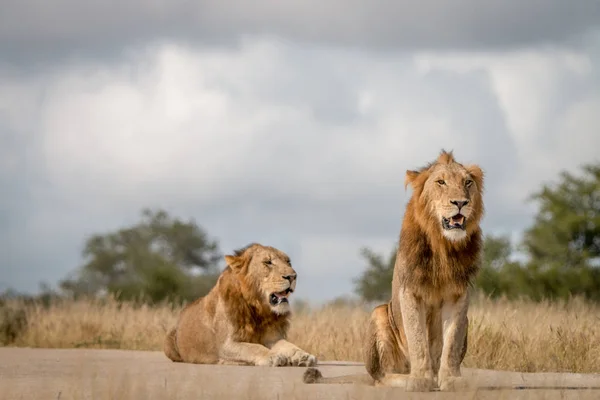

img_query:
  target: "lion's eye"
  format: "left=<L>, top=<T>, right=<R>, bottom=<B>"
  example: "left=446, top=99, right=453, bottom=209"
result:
left=436, top=180, right=446, bottom=185
left=465, top=179, right=473, bottom=187
left=264, top=260, right=272, bottom=266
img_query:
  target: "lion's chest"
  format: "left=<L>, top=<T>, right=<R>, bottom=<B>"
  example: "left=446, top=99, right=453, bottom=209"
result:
left=231, top=311, right=287, bottom=344
left=398, top=240, right=480, bottom=302
left=237, top=321, right=267, bottom=343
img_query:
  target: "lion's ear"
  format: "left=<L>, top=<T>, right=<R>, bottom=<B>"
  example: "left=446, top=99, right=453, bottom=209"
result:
left=466, top=164, right=484, bottom=191
left=405, top=169, right=430, bottom=191
left=404, top=170, right=420, bottom=190
left=225, top=255, right=244, bottom=270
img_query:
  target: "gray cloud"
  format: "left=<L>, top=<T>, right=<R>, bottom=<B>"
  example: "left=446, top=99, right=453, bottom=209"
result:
left=1, top=36, right=599, bottom=301
left=1, top=0, right=600, bottom=64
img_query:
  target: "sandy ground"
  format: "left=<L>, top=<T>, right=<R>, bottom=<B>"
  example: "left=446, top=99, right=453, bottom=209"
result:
left=1, top=348, right=599, bottom=400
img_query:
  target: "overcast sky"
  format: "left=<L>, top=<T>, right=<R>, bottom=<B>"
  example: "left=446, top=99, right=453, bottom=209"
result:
left=1, top=1, right=599, bottom=303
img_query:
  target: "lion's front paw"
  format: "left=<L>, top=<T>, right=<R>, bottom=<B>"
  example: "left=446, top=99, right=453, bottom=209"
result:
left=256, top=353, right=288, bottom=367
left=405, top=376, right=435, bottom=392
left=437, top=368, right=466, bottom=391
left=405, top=370, right=436, bottom=392
left=290, top=351, right=317, bottom=367
left=438, top=376, right=468, bottom=392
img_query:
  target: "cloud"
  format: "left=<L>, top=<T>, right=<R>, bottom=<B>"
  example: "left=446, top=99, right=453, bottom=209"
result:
left=415, top=48, right=600, bottom=200
left=1, top=0, right=600, bottom=63
left=1, top=36, right=599, bottom=300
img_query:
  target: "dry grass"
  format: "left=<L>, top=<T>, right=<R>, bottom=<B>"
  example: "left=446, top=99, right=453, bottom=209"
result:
left=289, top=294, right=600, bottom=373
left=1, top=294, right=599, bottom=373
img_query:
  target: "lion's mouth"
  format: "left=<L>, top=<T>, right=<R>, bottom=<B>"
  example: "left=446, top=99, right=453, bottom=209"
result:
left=442, top=214, right=466, bottom=230
left=269, top=288, right=292, bottom=306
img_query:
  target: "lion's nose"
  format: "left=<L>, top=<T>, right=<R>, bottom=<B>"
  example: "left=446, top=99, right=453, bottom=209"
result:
left=450, top=200, right=469, bottom=209
left=282, top=274, right=296, bottom=282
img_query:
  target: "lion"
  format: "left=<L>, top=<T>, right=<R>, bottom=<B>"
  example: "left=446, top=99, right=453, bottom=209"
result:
left=164, top=243, right=317, bottom=367
left=304, top=150, right=484, bottom=391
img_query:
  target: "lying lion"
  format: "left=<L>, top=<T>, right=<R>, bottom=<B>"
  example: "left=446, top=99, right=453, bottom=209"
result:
left=304, top=150, right=484, bottom=391
left=164, top=243, right=317, bottom=367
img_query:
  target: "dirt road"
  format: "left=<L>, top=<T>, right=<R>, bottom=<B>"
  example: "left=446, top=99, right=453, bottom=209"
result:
left=1, top=347, right=599, bottom=399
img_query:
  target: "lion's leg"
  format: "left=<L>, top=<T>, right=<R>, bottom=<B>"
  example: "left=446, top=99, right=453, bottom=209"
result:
left=437, top=292, right=469, bottom=391
left=364, top=304, right=409, bottom=381
left=173, top=317, right=221, bottom=364
left=219, top=340, right=287, bottom=367
left=176, top=330, right=219, bottom=364
left=427, top=306, right=443, bottom=377
left=375, top=307, right=446, bottom=390
left=399, top=289, right=436, bottom=392
left=267, top=339, right=317, bottom=367
left=461, top=317, right=469, bottom=363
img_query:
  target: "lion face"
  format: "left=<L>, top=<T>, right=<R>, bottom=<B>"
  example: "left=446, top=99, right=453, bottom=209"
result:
left=225, top=243, right=297, bottom=315
left=406, top=150, right=484, bottom=243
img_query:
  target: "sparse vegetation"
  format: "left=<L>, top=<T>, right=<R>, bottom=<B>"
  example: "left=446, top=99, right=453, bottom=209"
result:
left=0, top=302, right=27, bottom=345
left=1, top=293, right=599, bottom=373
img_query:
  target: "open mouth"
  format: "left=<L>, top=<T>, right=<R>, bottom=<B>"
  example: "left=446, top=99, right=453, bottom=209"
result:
left=269, top=288, right=292, bottom=306
left=442, top=214, right=466, bottom=230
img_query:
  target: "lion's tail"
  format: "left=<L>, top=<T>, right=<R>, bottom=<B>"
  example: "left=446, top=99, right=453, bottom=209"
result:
left=302, top=368, right=374, bottom=385
left=163, top=328, right=183, bottom=362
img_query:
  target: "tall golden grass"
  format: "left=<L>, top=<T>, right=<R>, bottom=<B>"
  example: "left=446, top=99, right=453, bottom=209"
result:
left=2, top=293, right=599, bottom=373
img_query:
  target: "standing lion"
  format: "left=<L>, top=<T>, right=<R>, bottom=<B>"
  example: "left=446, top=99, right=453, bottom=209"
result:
left=304, top=150, right=484, bottom=391
left=164, top=243, right=317, bottom=367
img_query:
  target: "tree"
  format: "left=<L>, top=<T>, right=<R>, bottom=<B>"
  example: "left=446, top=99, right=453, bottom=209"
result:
left=481, top=235, right=512, bottom=270
left=353, top=245, right=396, bottom=303
left=353, top=246, right=397, bottom=302
left=519, top=163, right=600, bottom=301
left=524, top=164, right=600, bottom=270
left=465, top=162, right=600, bottom=302
left=474, top=234, right=526, bottom=298
left=60, top=209, right=222, bottom=304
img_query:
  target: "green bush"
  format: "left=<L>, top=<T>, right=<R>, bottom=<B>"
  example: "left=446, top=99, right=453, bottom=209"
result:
left=0, top=303, right=28, bottom=345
